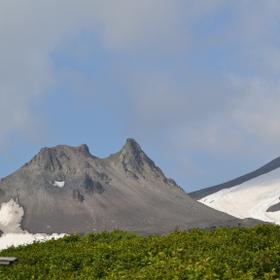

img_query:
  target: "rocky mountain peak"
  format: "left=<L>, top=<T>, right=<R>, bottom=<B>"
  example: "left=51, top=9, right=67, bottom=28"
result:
left=115, top=138, right=166, bottom=180
left=0, top=137, right=256, bottom=235
left=118, top=138, right=148, bottom=170
left=26, top=144, right=94, bottom=172
left=22, top=139, right=176, bottom=187
left=120, top=138, right=143, bottom=160
left=77, top=144, right=90, bottom=155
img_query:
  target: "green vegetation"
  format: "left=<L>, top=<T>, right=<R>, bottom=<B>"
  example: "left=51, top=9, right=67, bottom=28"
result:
left=1, top=225, right=280, bottom=279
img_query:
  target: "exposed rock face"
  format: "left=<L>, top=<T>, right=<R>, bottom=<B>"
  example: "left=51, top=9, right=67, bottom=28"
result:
left=267, top=202, right=280, bottom=212
left=0, top=139, right=259, bottom=235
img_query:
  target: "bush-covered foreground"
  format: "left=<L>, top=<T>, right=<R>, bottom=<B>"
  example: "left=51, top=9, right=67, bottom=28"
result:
left=1, top=225, right=280, bottom=279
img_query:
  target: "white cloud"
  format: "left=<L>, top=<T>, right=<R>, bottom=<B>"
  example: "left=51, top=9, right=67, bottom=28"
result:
left=231, top=77, right=280, bottom=146
left=119, top=1, right=280, bottom=154
left=2, top=1, right=280, bottom=188
left=0, top=0, right=191, bottom=147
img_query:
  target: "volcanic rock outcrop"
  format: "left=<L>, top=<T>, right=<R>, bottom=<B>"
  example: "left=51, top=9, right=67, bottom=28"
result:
left=0, top=139, right=258, bottom=234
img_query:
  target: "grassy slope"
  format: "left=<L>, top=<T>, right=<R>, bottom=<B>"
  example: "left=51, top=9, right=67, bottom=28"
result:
left=0, top=225, right=280, bottom=279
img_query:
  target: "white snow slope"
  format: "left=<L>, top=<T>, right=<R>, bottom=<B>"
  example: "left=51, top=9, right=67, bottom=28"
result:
left=0, top=233, right=65, bottom=251
left=0, top=199, right=65, bottom=251
left=199, top=167, right=280, bottom=224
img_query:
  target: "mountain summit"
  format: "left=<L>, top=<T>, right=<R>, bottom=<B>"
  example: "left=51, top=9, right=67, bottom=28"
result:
left=108, top=138, right=170, bottom=181
left=0, top=139, right=258, bottom=235
left=26, top=144, right=94, bottom=171
left=119, top=138, right=148, bottom=172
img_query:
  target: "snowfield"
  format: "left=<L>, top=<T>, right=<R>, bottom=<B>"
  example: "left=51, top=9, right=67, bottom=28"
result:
left=0, top=232, right=65, bottom=251
left=199, top=167, right=280, bottom=224
left=0, top=199, right=65, bottom=250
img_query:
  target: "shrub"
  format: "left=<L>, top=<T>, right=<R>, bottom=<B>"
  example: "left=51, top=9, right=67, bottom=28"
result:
left=0, top=224, right=280, bottom=279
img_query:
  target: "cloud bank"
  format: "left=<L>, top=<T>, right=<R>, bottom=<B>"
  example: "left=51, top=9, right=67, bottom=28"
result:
left=1, top=1, right=280, bottom=188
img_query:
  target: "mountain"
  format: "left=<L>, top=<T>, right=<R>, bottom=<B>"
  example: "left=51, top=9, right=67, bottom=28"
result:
left=0, top=139, right=259, bottom=235
left=190, top=157, right=280, bottom=224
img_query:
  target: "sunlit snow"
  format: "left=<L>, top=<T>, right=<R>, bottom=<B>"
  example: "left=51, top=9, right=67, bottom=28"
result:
left=53, top=181, right=65, bottom=188
left=199, top=167, right=280, bottom=224
left=0, top=199, right=65, bottom=251
left=0, top=199, right=24, bottom=233
left=0, top=233, right=65, bottom=251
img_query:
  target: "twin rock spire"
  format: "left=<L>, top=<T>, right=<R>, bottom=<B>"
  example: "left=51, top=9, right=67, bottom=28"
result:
left=26, top=139, right=163, bottom=179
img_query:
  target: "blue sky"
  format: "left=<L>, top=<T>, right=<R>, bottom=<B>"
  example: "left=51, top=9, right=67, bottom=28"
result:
left=1, top=1, right=280, bottom=191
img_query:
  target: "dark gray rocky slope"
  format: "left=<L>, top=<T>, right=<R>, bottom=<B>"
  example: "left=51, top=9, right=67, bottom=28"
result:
left=0, top=139, right=259, bottom=234
left=190, top=156, right=280, bottom=200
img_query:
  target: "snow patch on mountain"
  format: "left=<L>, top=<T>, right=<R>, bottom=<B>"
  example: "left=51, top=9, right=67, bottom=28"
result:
left=0, top=199, right=65, bottom=250
left=0, top=233, right=65, bottom=251
left=53, top=181, right=65, bottom=188
left=0, top=199, right=24, bottom=233
left=199, top=167, right=280, bottom=224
